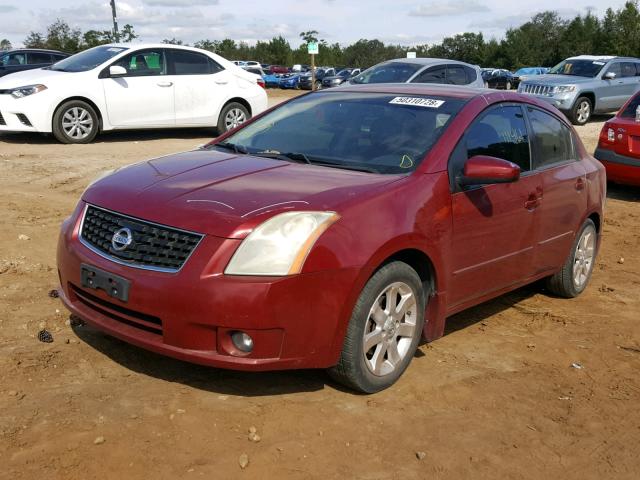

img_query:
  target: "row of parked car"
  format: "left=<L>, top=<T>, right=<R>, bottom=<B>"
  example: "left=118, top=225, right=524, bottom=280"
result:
left=481, top=67, right=549, bottom=90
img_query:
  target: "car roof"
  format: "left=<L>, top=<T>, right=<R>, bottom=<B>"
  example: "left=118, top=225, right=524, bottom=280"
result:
left=386, top=57, right=478, bottom=67
left=567, top=55, right=640, bottom=62
left=331, top=82, right=487, bottom=99
left=3, top=48, right=67, bottom=54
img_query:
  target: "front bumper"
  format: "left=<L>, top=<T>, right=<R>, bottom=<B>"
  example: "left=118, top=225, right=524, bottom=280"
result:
left=594, top=147, right=640, bottom=186
left=0, top=91, right=53, bottom=132
left=57, top=205, right=360, bottom=371
left=518, top=91, right=576, bottom=112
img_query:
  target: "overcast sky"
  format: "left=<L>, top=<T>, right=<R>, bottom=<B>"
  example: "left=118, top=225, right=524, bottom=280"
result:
left=0, top=0, right=629, bottom=48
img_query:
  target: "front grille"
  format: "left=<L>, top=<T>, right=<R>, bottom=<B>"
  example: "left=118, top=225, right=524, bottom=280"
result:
left=520, top=84, right=554, bottom=96
left=71, top=283, right=163, bottom=335
left=80, top=204, right=203, bottom=272
left=0, top=111, right=5, bottom=125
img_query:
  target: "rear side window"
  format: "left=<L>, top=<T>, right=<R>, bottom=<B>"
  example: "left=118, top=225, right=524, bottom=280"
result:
left=464, top=105, right=531, bottom=172
left=463, top=66, right=477, bottom=83
left=527, top=108, right=574, bottom=168
left=113, top=49, right=166, bottom=76
left=1, top=53, right=26, bottom=66
left=446, top=65, right=467, bottom=85
left=413, top=65, right=446, bottom=84
left=28, top=52, right=52, bottom=64
left=170, top=50, right=214, bottom=75
left=621, top=62, right=638, bottom=77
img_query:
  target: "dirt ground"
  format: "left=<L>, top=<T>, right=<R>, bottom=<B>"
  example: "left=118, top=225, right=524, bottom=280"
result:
left=1, top=89, right=639, bottom=480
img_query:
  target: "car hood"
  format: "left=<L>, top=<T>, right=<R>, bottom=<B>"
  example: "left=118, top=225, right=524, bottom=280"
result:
left=521, top=74, right=596, bottom=85
left=0, top=67, right=73, bottom=88
left=83, top=149, right=402, bottom=239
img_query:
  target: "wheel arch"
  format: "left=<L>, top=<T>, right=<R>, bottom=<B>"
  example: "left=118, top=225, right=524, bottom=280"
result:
left=53, top=96, right=104, bottom=131
left=577, top=91, right=596, bottom=111
left=221, top=97, right=252, bottom=116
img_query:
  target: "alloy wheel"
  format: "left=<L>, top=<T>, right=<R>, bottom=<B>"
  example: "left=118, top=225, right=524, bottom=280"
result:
left=62, top=107, right=94, bottom=140
left=224, top=108, right=247, bottom=130
left=577, top=101, right=591, bottom=123
left=363, top=281, right=418, bottom=377
left=573, top=224, right=596, bottom=289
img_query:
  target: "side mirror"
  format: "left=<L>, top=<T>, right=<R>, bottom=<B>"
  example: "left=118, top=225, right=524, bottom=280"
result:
left=109, top=65, right=127, bottom=77
left=604, top=71, right=616, bottom=80
left=460, top=155, right=521, bottom=186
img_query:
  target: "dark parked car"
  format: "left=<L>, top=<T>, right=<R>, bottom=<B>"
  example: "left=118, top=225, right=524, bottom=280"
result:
left=299, top=68, right=336, bottom=90
left=0, top=48, right=68, bottom=78
left=321, top=68, right=362, bottom=88
left=483, top=69, right=517, bottom=90
left=57, top=83, right=604, bottom=393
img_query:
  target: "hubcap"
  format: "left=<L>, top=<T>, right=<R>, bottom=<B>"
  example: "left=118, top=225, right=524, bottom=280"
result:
left=573, top=225, right=596, bottom=289
left=577, top=101, right=590, bottom=123
left=62, top=107, right=93, bottom=140
left=363, top=282, right=418, bottom=377
left=224, top=108, right=247, bottom=130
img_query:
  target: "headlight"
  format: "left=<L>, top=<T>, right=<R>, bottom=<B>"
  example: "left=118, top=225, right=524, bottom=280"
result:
left=10, top=84, right=47, bottom=99
left=225, top=211, right=340, bottom=276
left=554, top=85, right=576, bottom=94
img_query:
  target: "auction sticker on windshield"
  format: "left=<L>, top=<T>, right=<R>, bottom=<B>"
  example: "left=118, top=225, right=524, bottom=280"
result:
left=389, top=97, right=445, bottom=108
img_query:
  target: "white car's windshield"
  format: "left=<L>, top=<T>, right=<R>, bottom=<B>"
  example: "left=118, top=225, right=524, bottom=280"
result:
left=50, top=46, right=129, bottom=72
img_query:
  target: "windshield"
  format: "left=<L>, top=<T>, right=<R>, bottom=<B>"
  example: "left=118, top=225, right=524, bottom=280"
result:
left=211, top=92, right=466, bottom=174
left=549, top=59, right=606, bottom=78
left=337, top=69, right=351, bottom=77
left=351, top=62, right=424, bottom=84
left=515, top=68, right=537, bottom=76
left=50, top=46, right=128, bottom=72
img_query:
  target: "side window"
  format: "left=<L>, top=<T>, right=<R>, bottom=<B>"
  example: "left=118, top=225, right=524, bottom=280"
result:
left=463, top=66, right=477, bottom=84
left=528, top=108, right=575, bottom=169
left=1, top=53, right=26, bottom=66
left=208, top=57, right=224, bottom=74
left=413, top=65, right=447, bottom=84
left=112, top=49, right=166, bottom=77
left=446, top=65, right=468, bottom=85
left=28, top=52, right=52, bottom=64
left=621, top=62, right=637, bottom=78
left=604, top=62, right=621, bottom=78
left=170, top=50, right=213, bottom=75
left=465, top=105, right=531, bottom=172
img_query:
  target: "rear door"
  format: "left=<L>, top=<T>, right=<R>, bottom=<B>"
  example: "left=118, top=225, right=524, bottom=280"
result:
left=102, top=48, right=175, bottom=127
left=526, top=107, right=587, bottom=273
left=449, top=104, right=541, bottom=307
left=600, top=62, right=629, bottom=111
left=167, top=48, right=230, bottom=126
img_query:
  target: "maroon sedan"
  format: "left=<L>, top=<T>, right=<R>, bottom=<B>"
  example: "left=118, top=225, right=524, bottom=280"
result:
left=57, top=84, right=605, bottom=392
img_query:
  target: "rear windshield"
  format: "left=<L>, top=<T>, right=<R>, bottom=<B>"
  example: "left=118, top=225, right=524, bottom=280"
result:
left=620, top=94, right=640, bottom=118
left=548, top=59, right=606, bottom=78
left=50, top=46, right=128, bottom=72
left=351, top=62, right=424, bottom=84
left=213, top=92, right=466, bottom=174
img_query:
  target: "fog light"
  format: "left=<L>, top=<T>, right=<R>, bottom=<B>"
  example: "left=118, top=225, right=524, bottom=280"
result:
left=231, top=331, right=254, bottom=353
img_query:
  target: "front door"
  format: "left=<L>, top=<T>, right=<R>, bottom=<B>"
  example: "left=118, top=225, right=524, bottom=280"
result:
left=449, top=104, right=541, bottom=307
left=102, top=48, right=175, bottom=127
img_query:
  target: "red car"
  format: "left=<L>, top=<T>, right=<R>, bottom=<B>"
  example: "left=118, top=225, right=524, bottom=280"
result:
left=595, top=91, right=640, bottom=186
left=57, top=84, right=605, bottom=392
left=269, top=65, right=289, bottom=74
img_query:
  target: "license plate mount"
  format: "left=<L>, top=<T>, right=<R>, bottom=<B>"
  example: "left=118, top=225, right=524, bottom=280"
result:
left=80, top=263, right=131, bottom=302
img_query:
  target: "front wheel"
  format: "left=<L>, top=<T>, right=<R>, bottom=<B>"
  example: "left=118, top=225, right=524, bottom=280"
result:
left=328, top=262, right=426, bottom=393
left=570, top=97, right=592, bottom=125
left=217, top=102, right=250, bottom=135
left=546, top=219, right=597, bottom=298
left=52, top=100, right=99, bottom=144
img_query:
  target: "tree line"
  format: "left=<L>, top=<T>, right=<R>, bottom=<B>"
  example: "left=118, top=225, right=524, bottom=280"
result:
left=4, top=1, right=640, bottom=71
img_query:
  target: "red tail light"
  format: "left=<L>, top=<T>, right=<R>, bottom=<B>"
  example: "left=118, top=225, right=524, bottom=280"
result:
left=257, top=78, right=265, bottom=89
left=598, top=123, right=614, bottom=149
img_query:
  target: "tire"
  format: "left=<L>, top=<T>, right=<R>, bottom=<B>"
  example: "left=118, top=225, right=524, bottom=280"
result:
left=217, top=102, right=250, bottom=135
left=52, top=100, right=99, bottom=144
left=546, top=219, right=597, bottom=298
left=328, top=261, right=426, bottom=393
left=570, top=97, right=592, bottom=125
left=506, top=81, right=512, bottom=90
left=315, top=81, right=322, bottom=91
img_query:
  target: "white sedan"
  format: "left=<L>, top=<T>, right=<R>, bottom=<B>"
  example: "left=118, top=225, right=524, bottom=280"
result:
left=0, top=43, right=267, bottom=143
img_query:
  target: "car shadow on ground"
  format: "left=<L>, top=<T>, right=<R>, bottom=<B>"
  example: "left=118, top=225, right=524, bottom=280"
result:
left=0, top=128, right=217, bottom=145
left=607, top=182, right=640, bottom=202
left=71, top=321, right=339, bottom=396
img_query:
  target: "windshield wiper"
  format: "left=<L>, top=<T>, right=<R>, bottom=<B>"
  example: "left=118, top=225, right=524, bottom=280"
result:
left=215, top=141, right=248, bottom=154
left=311, top=160, right=379, bottom=173
left=253, top=151, right=312, bottom=164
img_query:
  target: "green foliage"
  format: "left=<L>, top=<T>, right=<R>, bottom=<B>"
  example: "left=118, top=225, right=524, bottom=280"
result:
left=20, top=3, right=640, bottom=70
left=0, top=38, right=12, bottom=51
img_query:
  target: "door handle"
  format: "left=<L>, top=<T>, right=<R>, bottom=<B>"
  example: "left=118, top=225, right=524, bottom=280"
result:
left=215, top=80, right=228, bottom=85
left=157, top=81, right=173, bottom=87
left=524, top=193, right=540, bottom=211
left=575, top=177, right=585, bottom=191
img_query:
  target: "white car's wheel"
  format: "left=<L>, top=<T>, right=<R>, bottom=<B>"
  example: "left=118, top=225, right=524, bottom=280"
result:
left=217, top=102, right=250, bottom=134
left=52, top=100, right=99, bottom=144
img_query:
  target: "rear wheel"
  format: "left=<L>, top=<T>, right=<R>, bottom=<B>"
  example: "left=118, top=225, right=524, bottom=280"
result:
left=328, top=262, right=426, bottom=393
left=546, top=219, right=597, bottom=298
left=52, top=100, right=99, bottom=144
left=570, top=97, right=592, bottom=125
left=217, top=102, right=250, bottom=135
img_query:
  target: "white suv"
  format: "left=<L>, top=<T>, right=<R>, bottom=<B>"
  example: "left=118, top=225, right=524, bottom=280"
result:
left=0, top=44, right=267, bottom=143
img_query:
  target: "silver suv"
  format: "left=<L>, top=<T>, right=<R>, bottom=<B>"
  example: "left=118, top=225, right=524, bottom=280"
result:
left=518, top=55, right=640, bottom=125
